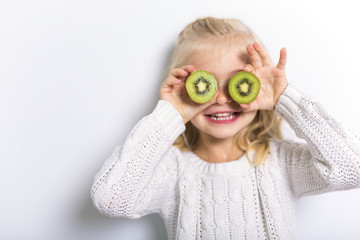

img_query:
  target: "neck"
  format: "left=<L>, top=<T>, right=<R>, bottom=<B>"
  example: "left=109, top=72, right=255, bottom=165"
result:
left=193, top=133, right=244, bottom=164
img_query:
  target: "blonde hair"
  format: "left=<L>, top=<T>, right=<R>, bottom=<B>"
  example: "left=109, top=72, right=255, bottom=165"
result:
left=169, top=17, right=283, bottom=166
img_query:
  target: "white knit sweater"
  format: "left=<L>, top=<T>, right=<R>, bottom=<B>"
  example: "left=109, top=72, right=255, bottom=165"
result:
left=91, top=84, right=360, bottom=239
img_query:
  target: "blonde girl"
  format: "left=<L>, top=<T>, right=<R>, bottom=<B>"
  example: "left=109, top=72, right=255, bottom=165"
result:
left=91, top=17, right=360, bottom=239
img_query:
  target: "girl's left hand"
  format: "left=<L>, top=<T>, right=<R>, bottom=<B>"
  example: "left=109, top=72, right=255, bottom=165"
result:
left=240, top=42, right=288, bottom=112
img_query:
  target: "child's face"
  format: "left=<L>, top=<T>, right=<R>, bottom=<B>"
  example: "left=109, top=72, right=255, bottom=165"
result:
left=189, top=45, right=257, bottom=140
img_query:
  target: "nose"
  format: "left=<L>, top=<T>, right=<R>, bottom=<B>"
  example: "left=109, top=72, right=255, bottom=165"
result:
left=215, top=87, right=232, bottom=105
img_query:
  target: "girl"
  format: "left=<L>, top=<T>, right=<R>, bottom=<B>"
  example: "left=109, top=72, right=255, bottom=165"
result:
left=90, top=17, right=360, bottom=239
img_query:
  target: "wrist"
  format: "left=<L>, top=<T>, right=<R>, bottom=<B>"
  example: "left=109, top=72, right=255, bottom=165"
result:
left=274, top=83, right=303, bottom=117
left=152, top=100, right=186, bottom=139
left=273, top=83, right=289, bottom=109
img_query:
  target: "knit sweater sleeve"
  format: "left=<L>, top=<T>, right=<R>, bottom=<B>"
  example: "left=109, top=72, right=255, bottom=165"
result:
left=274, top=84, right=360, bottom=199
left=90, top=100, right=185, bottom=219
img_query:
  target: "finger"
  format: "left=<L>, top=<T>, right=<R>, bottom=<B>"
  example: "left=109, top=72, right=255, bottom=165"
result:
left=170, top=68, right=189, bottom=78
left=243, top=64, right=256, bottom=74
left=253, top=42, right=273, bottom=66
left=162, top=75, right=183, bottom=88
left=182, top=65, right=196, bottom=73
left=276, top=48, right=287, bottom=70
left=246, top=43, right=262, bottom=70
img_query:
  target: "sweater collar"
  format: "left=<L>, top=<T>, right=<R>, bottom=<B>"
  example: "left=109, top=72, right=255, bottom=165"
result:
left=182, top=151, right=255, bottom=176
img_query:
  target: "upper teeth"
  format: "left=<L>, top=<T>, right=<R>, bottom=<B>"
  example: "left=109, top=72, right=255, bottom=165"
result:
left=209, top=112, right=236, bottom=120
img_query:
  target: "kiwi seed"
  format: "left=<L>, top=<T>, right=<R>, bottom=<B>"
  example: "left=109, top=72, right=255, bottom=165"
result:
left=185, top=70, right=217, bottom=104
left=229, top=71, right=260, bottom=104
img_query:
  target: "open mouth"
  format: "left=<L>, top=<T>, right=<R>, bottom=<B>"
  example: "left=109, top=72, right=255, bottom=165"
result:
left=205, top=112, right=240, bottom=124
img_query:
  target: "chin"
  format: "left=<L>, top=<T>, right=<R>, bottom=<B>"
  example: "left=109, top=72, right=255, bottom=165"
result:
left=205, top=128, right=241, bottom=140
left=213, top=133, right=239, bottom=140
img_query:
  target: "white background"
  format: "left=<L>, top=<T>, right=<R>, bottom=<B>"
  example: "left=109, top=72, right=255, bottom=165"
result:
left=1, top=0, right=360, bottom=239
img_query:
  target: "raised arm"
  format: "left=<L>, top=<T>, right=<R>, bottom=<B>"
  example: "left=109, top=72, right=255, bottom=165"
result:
left=90, top=63, right=219, bottom=219
left=91, top=100, right=185, bottom=218
left=274, top=84, right=360, bottom=198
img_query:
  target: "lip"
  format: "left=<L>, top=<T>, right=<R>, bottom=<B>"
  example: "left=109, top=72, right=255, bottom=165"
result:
left=204, top=111, right=240, bottom=124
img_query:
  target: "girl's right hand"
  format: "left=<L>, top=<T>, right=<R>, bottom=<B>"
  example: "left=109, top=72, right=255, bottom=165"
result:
left=160, top=65, right=219, bottom=124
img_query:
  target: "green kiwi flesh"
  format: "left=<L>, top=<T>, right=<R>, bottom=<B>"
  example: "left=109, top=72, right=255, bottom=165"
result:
left=185, top=70, right=217, bottom=103
left=229, top=71, right=260, bottom=104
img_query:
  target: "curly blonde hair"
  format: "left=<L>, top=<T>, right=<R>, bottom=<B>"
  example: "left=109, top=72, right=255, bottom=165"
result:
left=169, top=17, right=283, bottom=166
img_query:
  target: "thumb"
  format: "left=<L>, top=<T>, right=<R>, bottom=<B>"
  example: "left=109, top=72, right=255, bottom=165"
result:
left=239, top=102, right=257, bottom=112
left=183, top=90, right=219, bottom=124
left=199, top=90, right=220, bottom=110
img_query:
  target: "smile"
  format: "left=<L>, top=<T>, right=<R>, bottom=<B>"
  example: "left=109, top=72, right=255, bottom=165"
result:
left=205, top=112, right=240, bottom=124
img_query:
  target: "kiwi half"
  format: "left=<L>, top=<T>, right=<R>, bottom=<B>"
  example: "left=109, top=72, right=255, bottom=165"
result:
left=229, top=71, right=260, bottom=104
left=185, top=70, right=217, bottom=104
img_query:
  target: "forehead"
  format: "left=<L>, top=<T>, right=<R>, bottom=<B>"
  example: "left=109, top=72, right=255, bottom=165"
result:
left=189, top=43, right=247, bottom=77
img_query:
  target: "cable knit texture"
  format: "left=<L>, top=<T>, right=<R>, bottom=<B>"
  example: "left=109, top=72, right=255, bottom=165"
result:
left=91, top=84, right=360, bottom=239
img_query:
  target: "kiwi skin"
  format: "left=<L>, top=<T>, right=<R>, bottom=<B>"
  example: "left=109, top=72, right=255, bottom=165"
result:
left=229, top=71, right=260, bottom=104
left=185, top=70, right=217, bottom=104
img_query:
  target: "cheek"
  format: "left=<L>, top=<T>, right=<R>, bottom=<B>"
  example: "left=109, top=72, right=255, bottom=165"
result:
left=240, top=111, right=257, bottom=125
left=190, top=114, right=206, bottom=130
left=227, top=111, right=257, bottom=133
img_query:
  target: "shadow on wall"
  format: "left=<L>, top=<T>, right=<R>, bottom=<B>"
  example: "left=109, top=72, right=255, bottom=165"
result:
left=67, top=43, right=176, bottom=240
left=69, top=196, right=168, bottom=240
left=147, top=43, right=176, bottom=114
